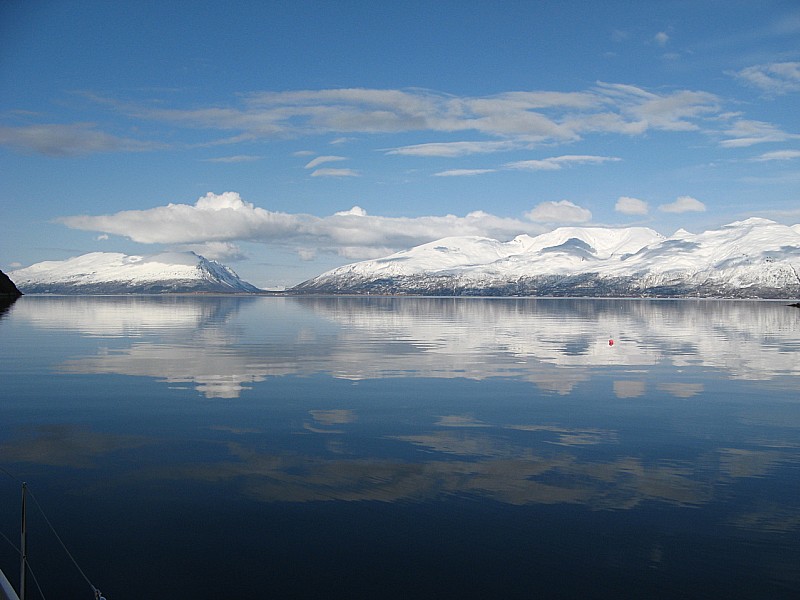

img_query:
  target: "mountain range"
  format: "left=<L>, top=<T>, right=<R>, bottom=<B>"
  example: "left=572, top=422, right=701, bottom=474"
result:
left=10, top=251, right=260, bottom=294
left=7, top=218, right=800, bottom=297
left=292, top=218, right=800, bottom=299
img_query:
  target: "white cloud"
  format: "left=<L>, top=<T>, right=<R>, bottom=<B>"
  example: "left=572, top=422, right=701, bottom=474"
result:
left=386, top=141, right=518, bottom=157
left=654, top=32, right=669, bottom=46
left=298, top=248, right=316, bottom=261
left=202, top=154, right=263, bottom=163
left=524, top=200, right=592, bottom=223
left=177, top=241, right=247, bottom=262
left=96, top=234, right=109, bottom=241
left=310, top=168, right=359, bottom=177
left=732, top=62, right=800, bottom=95
left=434, top=169, right=497, bottom=177
left=334, top=206, right=367, bottom=216
left=615, top=196, right=649, bottom=215
left=751, top=149, right=800, bottom=161
left=658, top=196, right=706, bottom=213
left=97, top=84, right=723, bottom=149
left=505, top=154, right=620, bottom=171
left=58, top=191, right=550, bottom=258
left=433, top=154, right=619, bottom=177
left=304, top=155, right=346, bottom=169
left=720, top=119, right=800, bottom=147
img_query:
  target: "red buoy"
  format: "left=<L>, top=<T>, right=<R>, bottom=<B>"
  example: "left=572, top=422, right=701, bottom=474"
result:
left=609, top=339, right=614, bottom=346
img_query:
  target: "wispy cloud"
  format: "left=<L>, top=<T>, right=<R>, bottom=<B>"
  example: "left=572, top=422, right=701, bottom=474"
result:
left=309, top=167, right=359, bottom=177
left=434, top=169, right=497, bottom=177
left=505, top=155, right=620, bottom=171
left=386, top=140, right=519, bottom=157
left=0, top=84, right=740, bottom=159
left=720, top=119, right=800, bottom=148
left=433, top=154, right=619, bottom=177
left=304, top=155, right=346, bottom=169
left=0, top=123, right=163, bottom=157
left=731, top=61, right=800, bottom=95
left=750, top=149, right=800, bottom=161
left=85, top=84, right=722, bottom=148
left=202, top=154, right=263, bottom=163
left=658, top=195, right=706, bottom=213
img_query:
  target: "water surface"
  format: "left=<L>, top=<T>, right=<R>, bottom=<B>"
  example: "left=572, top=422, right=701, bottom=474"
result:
left=1, top=296, right=799, bottom=599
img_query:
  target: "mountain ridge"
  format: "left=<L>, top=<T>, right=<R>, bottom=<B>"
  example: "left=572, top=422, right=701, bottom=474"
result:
left=10, top=251, right=261, bottom=294
left=291, top=218, right=800, bottom=299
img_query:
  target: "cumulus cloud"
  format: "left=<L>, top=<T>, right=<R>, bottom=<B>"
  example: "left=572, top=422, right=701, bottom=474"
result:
left=524, top=200, right=592, bottom=223
left=658, top=195, right=706, bottom=213
left=304, top=155, right=346, bottom=169
left=732, top=62, right=800, bottom=95
left=58, top=191, right=550, bottom=259
left=654, top=32, right=669, bottom=46
left=0, top=123, right=163, bottom=157
left=615, top=196, right=649, bottom=215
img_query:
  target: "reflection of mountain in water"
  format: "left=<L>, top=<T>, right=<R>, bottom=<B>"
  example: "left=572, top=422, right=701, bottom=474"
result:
left=15, top=296, right=800, bottom=398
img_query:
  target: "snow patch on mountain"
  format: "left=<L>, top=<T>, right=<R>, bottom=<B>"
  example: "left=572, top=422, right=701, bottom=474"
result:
left=11, top=251, right=261, bottom=294
left=293, top=219, right=800, bottom=298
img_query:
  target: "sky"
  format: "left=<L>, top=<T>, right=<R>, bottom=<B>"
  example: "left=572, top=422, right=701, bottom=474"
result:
left=1, top=0, right=799, bottom=289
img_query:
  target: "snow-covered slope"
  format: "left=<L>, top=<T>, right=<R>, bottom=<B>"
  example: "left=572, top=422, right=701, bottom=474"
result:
left=292, top=218, right=800, bottom=298
left=11, top=251, right=261, bottom=294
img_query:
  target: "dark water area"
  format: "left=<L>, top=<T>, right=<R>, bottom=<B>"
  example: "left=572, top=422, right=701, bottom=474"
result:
left=1, top=296, right=799, bottom=599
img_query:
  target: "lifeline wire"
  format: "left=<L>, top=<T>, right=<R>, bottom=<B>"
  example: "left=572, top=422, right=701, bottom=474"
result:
left=1, top=467, right=100, bottom=597
left=26, top=489, right=98, bottom=596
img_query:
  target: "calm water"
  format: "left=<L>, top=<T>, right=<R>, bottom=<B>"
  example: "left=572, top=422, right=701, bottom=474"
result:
left=1, top=296, right=799, bottom=599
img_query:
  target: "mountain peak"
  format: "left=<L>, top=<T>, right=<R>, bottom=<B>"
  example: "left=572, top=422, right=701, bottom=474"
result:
left=10, top=251, right=261, bottom=294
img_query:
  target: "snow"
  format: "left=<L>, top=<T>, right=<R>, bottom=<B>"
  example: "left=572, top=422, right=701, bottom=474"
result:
left=297, top=218, right=800, bottom=297
left=11, top=251, right=260, bottom=293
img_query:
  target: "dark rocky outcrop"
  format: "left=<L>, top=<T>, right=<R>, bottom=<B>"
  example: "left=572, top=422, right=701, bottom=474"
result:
left=0, top=270, right=22, bottom=317
left=0, top=270, right=22, bottom=297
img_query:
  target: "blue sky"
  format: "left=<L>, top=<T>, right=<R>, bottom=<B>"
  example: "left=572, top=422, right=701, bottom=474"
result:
left=2, top=0, right=799, bottom=289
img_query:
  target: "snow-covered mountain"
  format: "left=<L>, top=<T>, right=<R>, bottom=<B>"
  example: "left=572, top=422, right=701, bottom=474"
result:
left=10, top=251, right=261, bottom=294
left=292, top=218, right=800, bottom=298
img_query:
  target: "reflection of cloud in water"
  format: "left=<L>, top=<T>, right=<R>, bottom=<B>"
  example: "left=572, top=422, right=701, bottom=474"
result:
left=16, top=296, right=800, bottom=398
left=718, top=448, right=784, bottom=478
left=0, top=424, right=147, bottom=468
left=11, top=295, right=244, bottom=336
left=614, top=380, right=646, bottom=398
left=657, top=382, right=704, bottom=398
left=6, top=419, right=798, bottom=531
left=309, top=409, right=357, bottom=425
left=141, top=433, right=716, bottom=509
